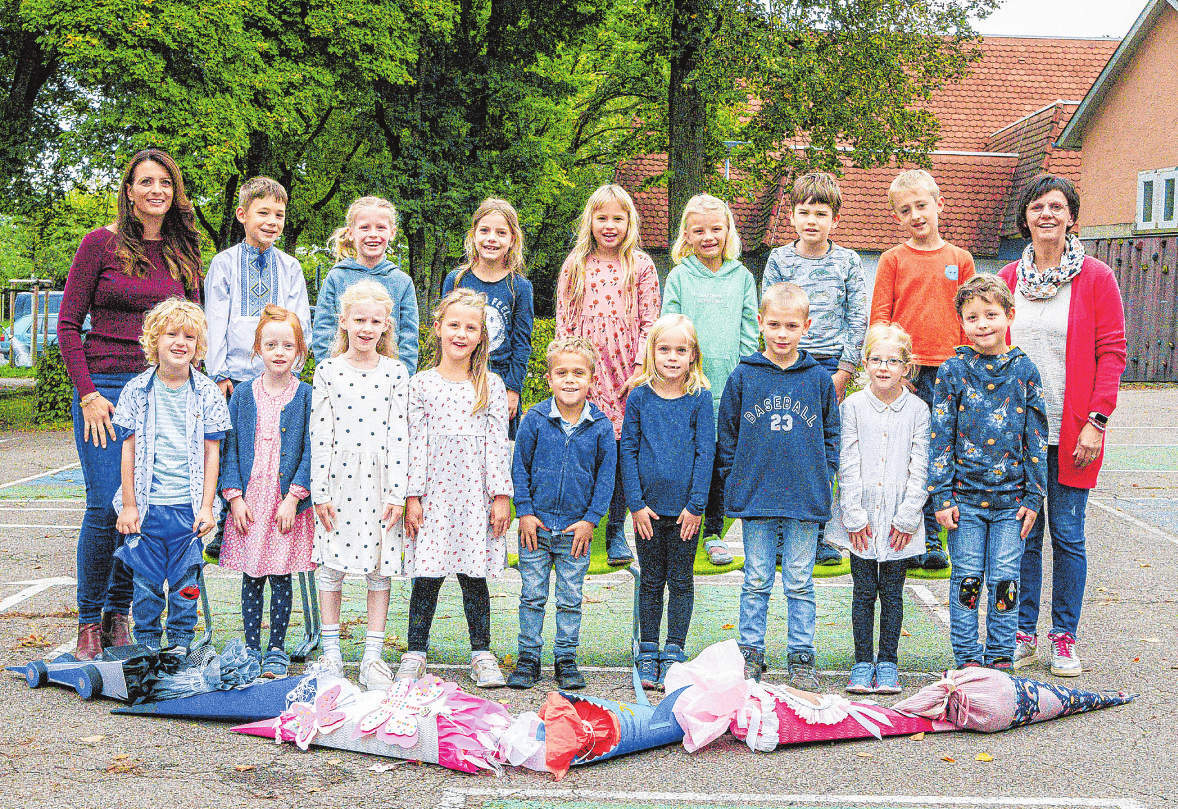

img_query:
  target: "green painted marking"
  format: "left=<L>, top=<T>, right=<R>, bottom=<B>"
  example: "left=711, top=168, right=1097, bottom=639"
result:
left=1103, top=444, right=1178, bottom=470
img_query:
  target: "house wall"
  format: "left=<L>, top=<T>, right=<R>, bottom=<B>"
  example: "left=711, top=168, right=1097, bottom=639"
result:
left=1078, top=6, right=1178, bottom=233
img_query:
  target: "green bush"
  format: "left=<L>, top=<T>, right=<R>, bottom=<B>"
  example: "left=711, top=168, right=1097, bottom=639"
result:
left=521, top=318, right=556, bottom=412
left=34, top=346, right=73, bottom=424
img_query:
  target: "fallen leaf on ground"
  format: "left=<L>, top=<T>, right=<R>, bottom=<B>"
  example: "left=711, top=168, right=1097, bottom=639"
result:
left=976, top=752, right=993, bottom=762
left=909, top=732, right=925, bottom=741
left=941, top=756, right=956, bottom=763
left=1140, top=638, right=1160, bottom=643
left=234, top=764, right=254, bottom=772
left=856, top=751, right=874, bottom=758
left=502, top=654, right=514, bottom=668
left=900, top=629, right=911, bottom=637
left=79, top=735, right=105, bottom=745
left=112, top=754, right=129, bottom=761
left=1140, top=563, right=1152, bottom=568
left=721, top=623, right=735, bottom=630
left=326, top=758, right=342, bottom=765
left=105, top=762, right=138, bottom=774
left=14, top=632, right=49, bottom=648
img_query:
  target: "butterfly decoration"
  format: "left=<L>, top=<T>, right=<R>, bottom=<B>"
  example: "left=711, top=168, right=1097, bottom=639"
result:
left=276, top=683, right=348, bottom=750
left=354, top=679, right=446, bottom=748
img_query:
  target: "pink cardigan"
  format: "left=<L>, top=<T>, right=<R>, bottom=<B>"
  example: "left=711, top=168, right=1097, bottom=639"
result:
left=999, top=256, right=1127, bottom=489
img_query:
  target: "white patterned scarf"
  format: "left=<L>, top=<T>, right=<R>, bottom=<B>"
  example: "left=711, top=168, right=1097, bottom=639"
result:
left=1016, top=233, right=1086, bottom=301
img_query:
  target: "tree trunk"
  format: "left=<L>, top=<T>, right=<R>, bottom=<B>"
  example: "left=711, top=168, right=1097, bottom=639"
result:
left=666, top=0, right=710, bottom=246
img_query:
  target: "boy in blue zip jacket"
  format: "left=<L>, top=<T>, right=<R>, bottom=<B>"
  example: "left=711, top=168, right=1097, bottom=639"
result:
left=508, top=336, right=616, bottom=691
left=717, top=283, right=839, bottom=688
left=929, top=273, right=1047, bottom=670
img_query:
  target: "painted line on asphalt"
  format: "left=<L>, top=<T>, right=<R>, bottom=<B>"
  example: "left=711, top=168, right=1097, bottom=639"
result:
left=0, top=577, right=76, bottom=612
left=0, top=462, right=80, bottom=490
left=438, top=788, right=1147, bottom=809
left=0, top=506, right=85, bottom=512
left=909, top=582, right=950, bottom=628
left=0, top=523, right=81, bottom=530
left=1090, top=498, right=1178, bottom=548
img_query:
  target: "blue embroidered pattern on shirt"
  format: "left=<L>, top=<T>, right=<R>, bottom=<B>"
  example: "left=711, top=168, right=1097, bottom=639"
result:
left=239, top=244, right=277, bottom=317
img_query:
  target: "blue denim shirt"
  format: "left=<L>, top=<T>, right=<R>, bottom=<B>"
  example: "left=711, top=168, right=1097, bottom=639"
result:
left=512, top=398, right=616, bottom=532
left=112, top=368, right=232, bottom=519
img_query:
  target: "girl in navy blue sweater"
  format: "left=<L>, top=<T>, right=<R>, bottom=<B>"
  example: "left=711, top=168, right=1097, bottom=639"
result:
left=621, top=314, right=715, bottom=688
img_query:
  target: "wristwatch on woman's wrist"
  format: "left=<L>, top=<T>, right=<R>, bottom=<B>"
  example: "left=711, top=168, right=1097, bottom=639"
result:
left=1087, top=411, right=1109, bottom=432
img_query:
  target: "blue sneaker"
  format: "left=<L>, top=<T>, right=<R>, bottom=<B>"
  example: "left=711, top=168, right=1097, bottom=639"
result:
left=658, top=643, right=687, bottom=690
left=635, top=642, right=660, bottom=690
left=874, top=661, right=902, bottom=694
left=846, top=662, right=875, bottom=694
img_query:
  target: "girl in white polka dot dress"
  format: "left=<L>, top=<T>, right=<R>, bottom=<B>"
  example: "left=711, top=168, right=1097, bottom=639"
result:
left=398, top=289, right=514, bottom=688
left=310, top=280, right=409, bottom=690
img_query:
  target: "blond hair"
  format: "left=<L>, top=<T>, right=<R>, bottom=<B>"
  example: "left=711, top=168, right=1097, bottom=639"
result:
left=545, top=336, right=598, bottom=374
left=671, top=194, right=741, bottom=264
left=331, top=280, right=397, bottom=359
left=887, top=169, right=940, bottom=209
left=760, top=282, right=810, bottom=318
left=955, top=272, right=1015, bottom=316
left=431, top=288, right=493, bottom=413
left=630, top=314, right=709, bottom=395
left=791, top=172, right=843, bottom=215
left=238, top=176, right=288, bottom=210
left=863, top=322, right=915, bottom=379
left=327, top=196, right=397, bottom=260
left=140, top=297, right=208, bottom=366
left=456, top=198, right=526, bottom=288
left=559, top=184, right=644, bottom=319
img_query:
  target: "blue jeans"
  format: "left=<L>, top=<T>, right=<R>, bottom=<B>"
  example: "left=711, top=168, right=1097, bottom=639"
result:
left=604, top=439, right=631, bottom=559
left=72, top=373, right=137, bottom=624
left=126, top=504, right=203, bottom=649
left=635, top=517, right=697, bottom=648
left=1019, top=445, right=1089, bottom=637
left=738, top=517, right=818, bottom=655
left=947, top=503, right=1023, bottom=665
left=517, top=528, right=591, bottom=659
left=912, top=365, right=945, bottom=551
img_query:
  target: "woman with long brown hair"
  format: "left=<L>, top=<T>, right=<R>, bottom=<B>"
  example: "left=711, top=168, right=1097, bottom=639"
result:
left=57, top=148, right=203, bottom=659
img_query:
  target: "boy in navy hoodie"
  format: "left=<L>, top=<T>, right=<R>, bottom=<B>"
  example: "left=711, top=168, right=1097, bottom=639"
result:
left=929, top=274, right=1047, bottom=670
left=717, top=283, right=839, bottom=688
left=508, top=337, right=616, bottom=691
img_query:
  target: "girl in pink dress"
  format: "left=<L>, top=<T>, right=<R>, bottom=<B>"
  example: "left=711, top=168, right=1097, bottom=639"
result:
left=220, top=306, right=315, bottom=678
left=556, top=184, right=661, bottom=564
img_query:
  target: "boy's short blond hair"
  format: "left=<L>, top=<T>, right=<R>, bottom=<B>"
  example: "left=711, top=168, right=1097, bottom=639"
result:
left=887, top=169, right=941, bottom=209
left=238, top=176, right=289, bottom=210
left=791, top=172, right=842, bottom=215
left=760, top=282, right=810, bottom=319
left=955, top=273, right=1015, bottom=316
left=545, top=336, right=597, bottom=374
left=140, top=297, right=208, bottom=366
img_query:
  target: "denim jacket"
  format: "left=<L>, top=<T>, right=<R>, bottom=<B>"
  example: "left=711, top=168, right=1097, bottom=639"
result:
left=512, top=398, right=616, bottom=533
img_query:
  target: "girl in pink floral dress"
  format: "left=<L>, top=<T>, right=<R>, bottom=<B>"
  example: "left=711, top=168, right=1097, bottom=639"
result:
left=556, top=184, right=661, bottom=564
left=220, top=306, right=315, bottom=678
left=399, top=289, right=513, bottom=689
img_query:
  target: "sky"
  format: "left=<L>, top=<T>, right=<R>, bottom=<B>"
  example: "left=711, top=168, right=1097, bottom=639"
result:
left=973, top=0, right=1147, bottom=38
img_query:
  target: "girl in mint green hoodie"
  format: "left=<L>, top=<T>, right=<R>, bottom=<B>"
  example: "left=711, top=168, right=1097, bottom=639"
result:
left=662, top=194, right=759, bottom=563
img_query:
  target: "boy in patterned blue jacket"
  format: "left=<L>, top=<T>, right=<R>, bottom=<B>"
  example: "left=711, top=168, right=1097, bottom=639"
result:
left=929, top=274, right=1048, bottom=669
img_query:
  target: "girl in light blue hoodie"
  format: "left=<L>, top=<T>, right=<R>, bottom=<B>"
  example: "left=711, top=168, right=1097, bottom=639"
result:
left=310, top=196, right=419, bottom=371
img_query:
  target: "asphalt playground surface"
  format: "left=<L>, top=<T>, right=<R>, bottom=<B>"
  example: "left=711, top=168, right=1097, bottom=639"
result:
left=0, top=388, right=1175, bottom=808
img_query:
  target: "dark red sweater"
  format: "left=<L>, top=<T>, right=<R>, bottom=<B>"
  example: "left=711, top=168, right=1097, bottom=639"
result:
left=58, top=227, right=202, bottom=396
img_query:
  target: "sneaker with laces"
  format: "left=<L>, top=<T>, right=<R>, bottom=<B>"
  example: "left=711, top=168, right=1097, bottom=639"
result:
left=846, top=661, right=874, bottom=694
left=873, top=661, right=902, bottom=694
left=305, top=655, right=344, bottom=679
left=786, top=651, right=819, bottom=691
left=1047, top=631, right=1082, bottom=677
left=554, top=656, right=586, bottom=690
left=506, top=654, right=541, bottom=689
left=360, top=657, right=396, bottom=691
left=395, top=652, right=427, bottom=682
left=635, top=642, right=660, bottom=690
left=739, top=645, right=764, bottom=683
left=814, top=539, right=843, bottom=567
left=1013, top=631, right=1039, bottom=670
left=471, top=652, right=506, bottom=688
left=986, top=657, right=1013, bottom=674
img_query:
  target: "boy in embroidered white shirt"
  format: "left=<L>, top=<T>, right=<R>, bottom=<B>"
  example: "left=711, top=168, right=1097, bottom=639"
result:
left=113, top=299, right=231, bottom=651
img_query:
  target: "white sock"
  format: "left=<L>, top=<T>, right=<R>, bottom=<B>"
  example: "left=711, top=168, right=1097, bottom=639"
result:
left=363, top=631, right=385, bottom=664
left=322, top=624, right=341, bottom=660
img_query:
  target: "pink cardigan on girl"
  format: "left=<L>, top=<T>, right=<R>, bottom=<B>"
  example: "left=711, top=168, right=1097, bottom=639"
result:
left=998, top=256, right=1126, bottom=489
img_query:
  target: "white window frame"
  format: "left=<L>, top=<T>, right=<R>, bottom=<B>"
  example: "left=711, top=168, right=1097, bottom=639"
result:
left=1138, top=167, right=1178, bottom=231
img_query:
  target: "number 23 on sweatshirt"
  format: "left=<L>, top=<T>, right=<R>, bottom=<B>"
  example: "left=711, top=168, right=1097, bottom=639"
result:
left=715, top=351, right=841, bottom=522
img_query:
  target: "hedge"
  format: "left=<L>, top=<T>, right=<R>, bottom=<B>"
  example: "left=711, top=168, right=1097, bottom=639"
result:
left=34, top=346, right=73, bottom=424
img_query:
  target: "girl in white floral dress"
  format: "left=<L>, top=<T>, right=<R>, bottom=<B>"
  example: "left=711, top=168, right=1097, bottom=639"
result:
left=310, top=280, right=409, bottom=691
left=399, top=288, right=513, bottom=688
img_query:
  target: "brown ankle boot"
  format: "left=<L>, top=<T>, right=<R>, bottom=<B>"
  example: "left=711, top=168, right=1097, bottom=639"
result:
left=76, top=623, right=102, bottom=661
left=101, top=612, right=132, bottom=648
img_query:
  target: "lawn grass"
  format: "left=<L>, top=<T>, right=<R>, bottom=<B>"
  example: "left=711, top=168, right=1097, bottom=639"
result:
left=0, top=389, right=70, bottom=431
left=0, top=365, right=36, bottom=378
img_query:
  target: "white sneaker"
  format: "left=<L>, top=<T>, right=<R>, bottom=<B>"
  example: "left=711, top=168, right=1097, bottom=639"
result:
left=1013, top=631, right=1039, bottom=670
left=305, top=655, right=345, bottom=679
left=395, top=652, right=427, bottom=682
left=1048, top=631, right=1082, bottom=677
left=359, top=657, right=396, bottom=691
left=470, top=652, right=507, bottom=688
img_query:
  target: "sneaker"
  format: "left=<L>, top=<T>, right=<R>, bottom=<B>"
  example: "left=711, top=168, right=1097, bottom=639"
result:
left=874, top=661, right=902, bottom=694
left=658, top=643, right=687, bottom=690
left=394, top=652, right=427, bottom=682
left=987, top=658, right=1013, bottom=674
left=786, top=651, right=819, bottom=691
left=261, top=648, right=290, bottom=678
left=739, top=645, right=764, bottom=683
left=360, top=657, right=397, bottom=691
left=704, top=539, right=734, bottom=566
left=635, top=642, right=660, bottom=690
left=846, top=662, right=875, bottom=694
left=961, top=660, right=983, bottom=669
left=607, top=554, right=635, bottom=567
left=471, top=652, right=507, bottom=688
left=506, top=654, right=541, bottom=690
left=814, top=539, right=843, bottom=567
left=1013, top=631, right=1039, bottom=670
left=1047, top=631, right=1082, bottom=677
left=554, top=656, right=587, bottom=690
left=920, top=544, right=950, bottom=570
left=305, top=655, right=344, bottom=679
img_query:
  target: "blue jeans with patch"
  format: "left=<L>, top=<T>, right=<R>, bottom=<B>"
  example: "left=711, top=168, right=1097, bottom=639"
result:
left=517, top=528, right=592, bottom=660
left=72, top=373, right=137, bottom=624
left=1019, top=445, right=1090, bottom=637
left=912, top=365, right=946, bottom=551
left=123, top=504, right=204, bottom=649
left=738, top=517, right=819, bottom=656
left=947, top=502, right=1023, bottom=665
